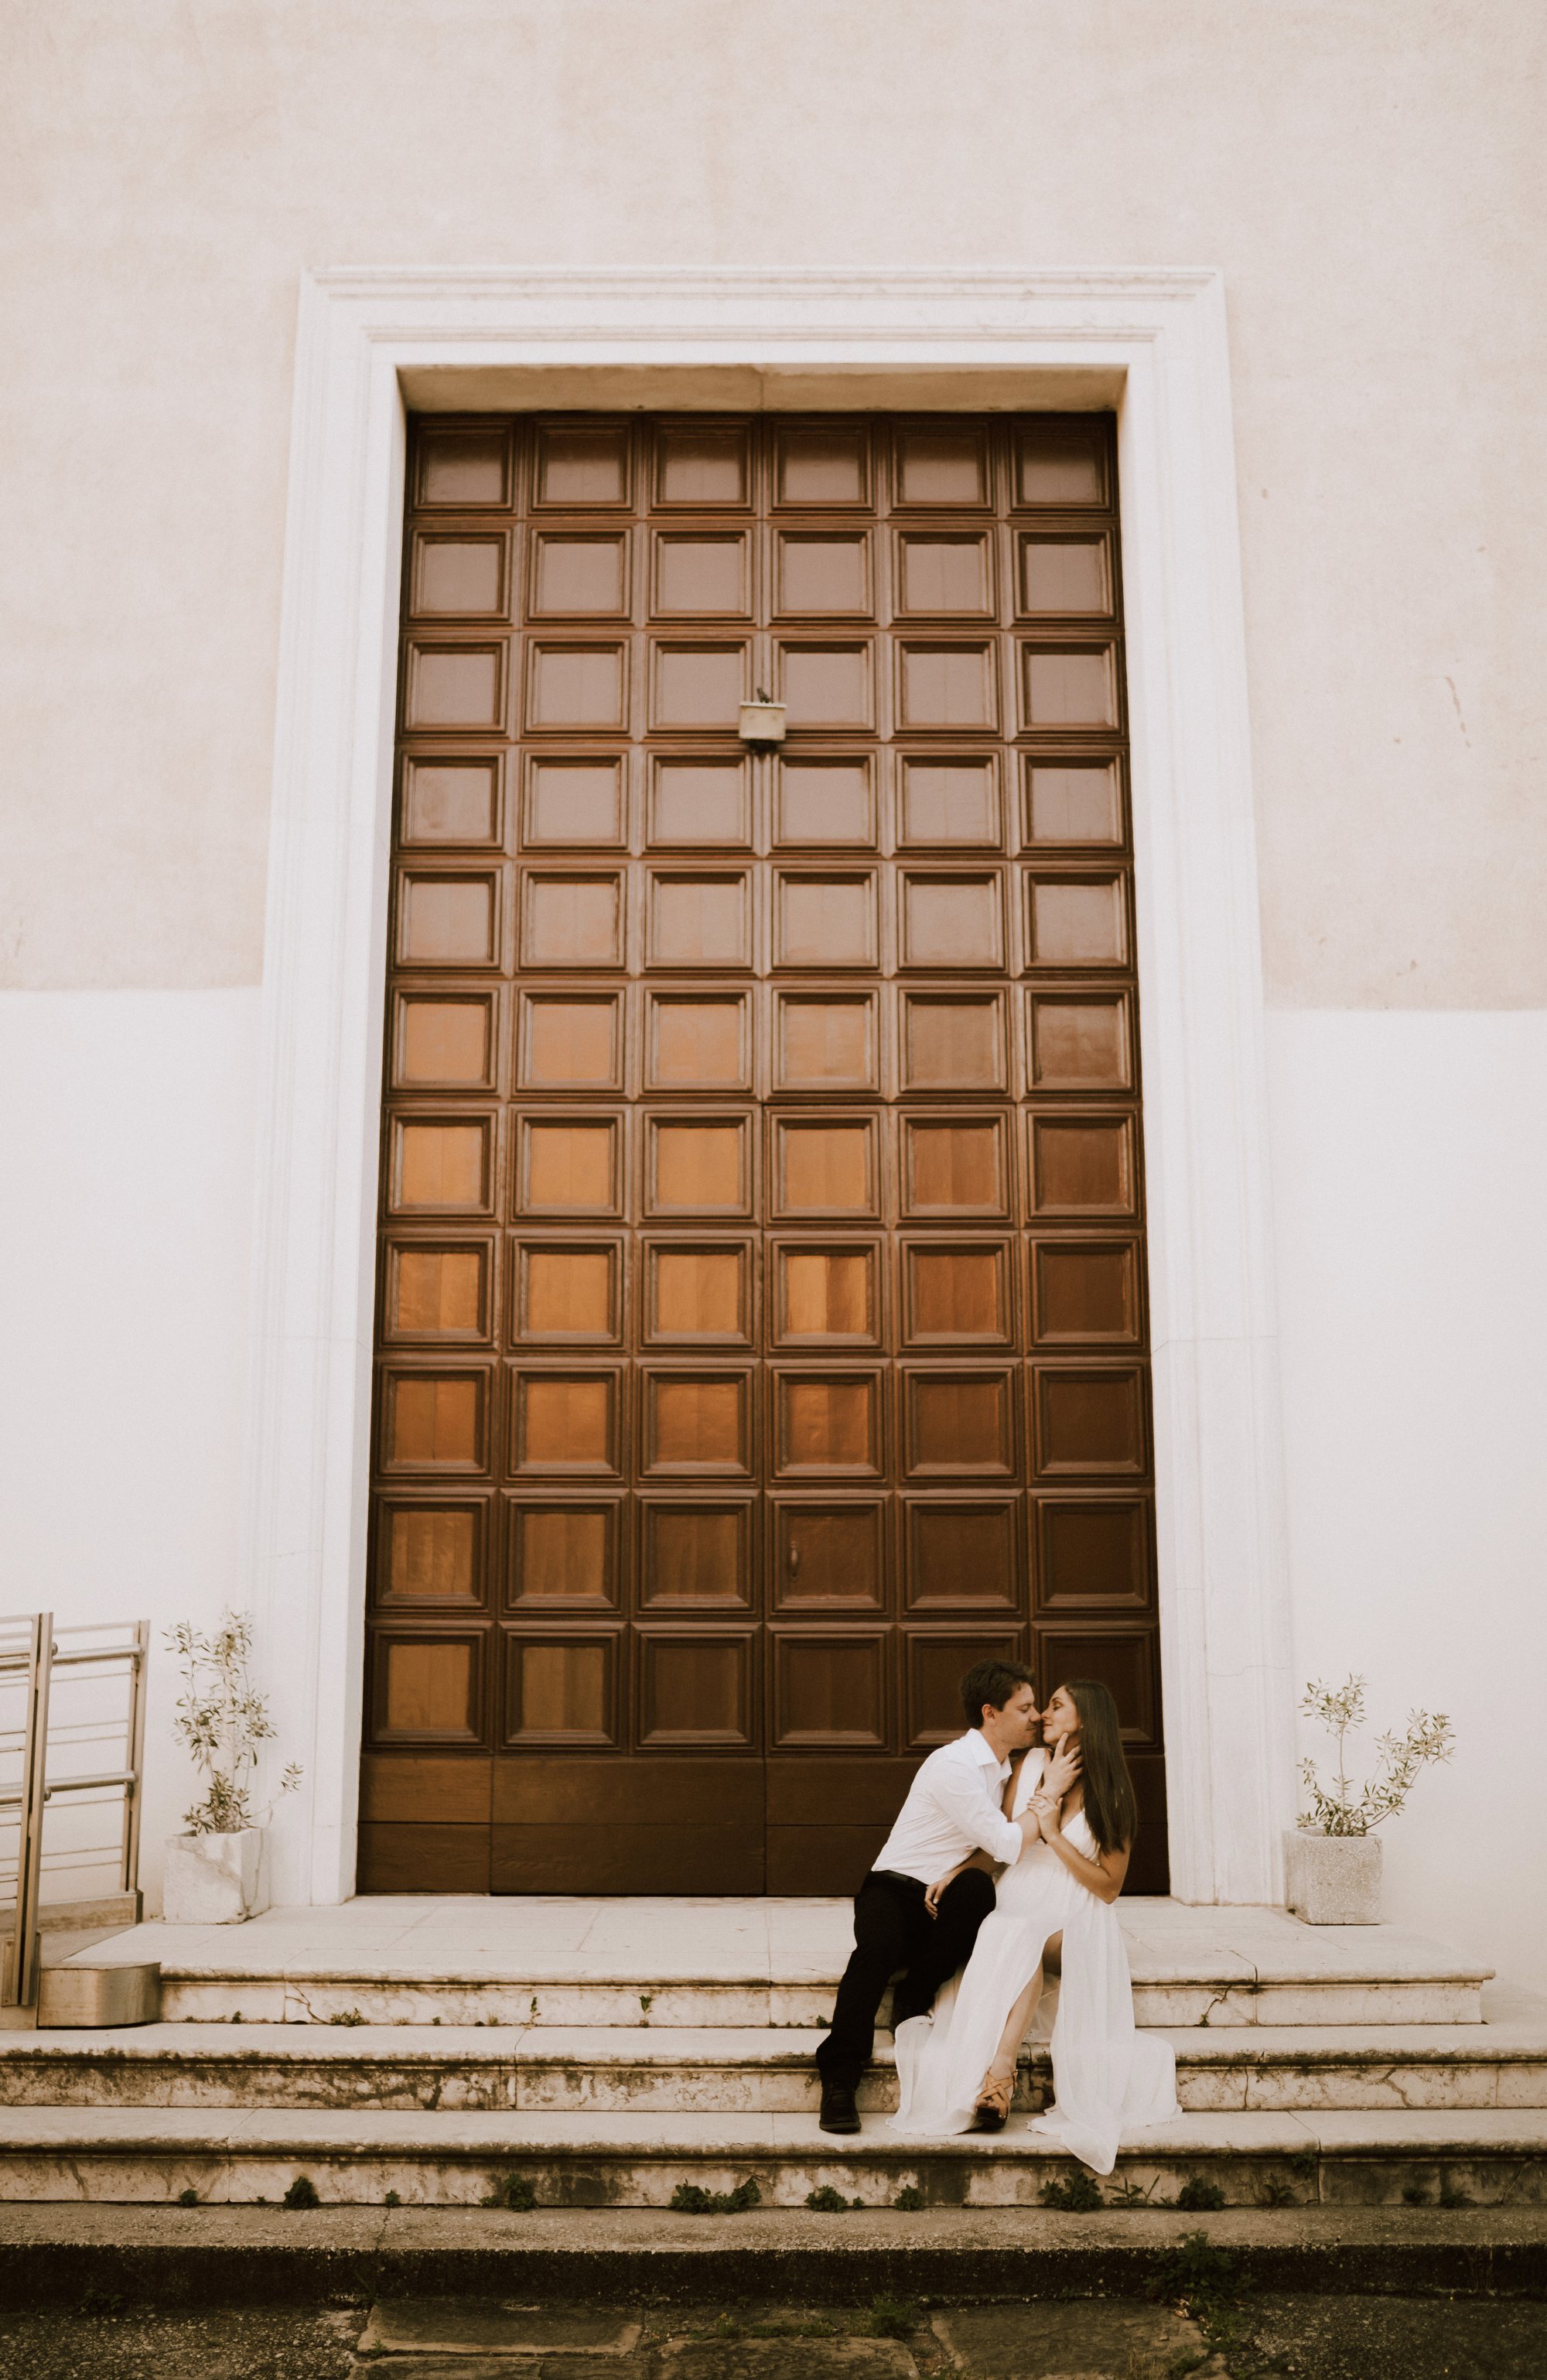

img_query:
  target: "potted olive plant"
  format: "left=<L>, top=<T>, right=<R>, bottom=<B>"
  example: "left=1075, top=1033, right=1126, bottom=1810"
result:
left=161, top=1611, right=301, bottom=1923
left=1286, top=1675, right=1455, bottom=1924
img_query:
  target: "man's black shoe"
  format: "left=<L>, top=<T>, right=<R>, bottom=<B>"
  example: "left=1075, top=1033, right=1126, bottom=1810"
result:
left=818, top=2083, right=861, bottom=2134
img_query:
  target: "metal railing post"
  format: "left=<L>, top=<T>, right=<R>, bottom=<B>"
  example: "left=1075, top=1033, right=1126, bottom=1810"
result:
left=2, top=1612, right=54, bottom=2009
left=121, top=1622, right=149, bottom=1897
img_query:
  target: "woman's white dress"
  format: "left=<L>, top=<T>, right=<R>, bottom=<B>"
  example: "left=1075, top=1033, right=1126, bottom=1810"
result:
left=888, top=1748, right=1179, bottom=2173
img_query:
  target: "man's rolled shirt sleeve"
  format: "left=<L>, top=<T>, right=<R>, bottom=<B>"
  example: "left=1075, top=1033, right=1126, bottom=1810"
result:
left=931, top=1759, right=1023, bottom=1865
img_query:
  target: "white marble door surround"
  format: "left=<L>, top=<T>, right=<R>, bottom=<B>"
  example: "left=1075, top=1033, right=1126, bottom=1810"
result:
left=248, top=268, right=1292, bottom=1910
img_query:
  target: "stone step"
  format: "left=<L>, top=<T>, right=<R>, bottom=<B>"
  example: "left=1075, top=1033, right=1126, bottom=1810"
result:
left=0, top=2101, right=1541, bottom=2208
left=5, top=2012, right=1544, bottom=2115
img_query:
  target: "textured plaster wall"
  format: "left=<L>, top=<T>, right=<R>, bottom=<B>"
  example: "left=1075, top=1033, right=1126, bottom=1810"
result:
left=2, top=1, right=1543, bottom=1003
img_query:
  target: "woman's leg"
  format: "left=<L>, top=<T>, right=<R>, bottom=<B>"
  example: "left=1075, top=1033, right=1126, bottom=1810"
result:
left=985, top=1963, right=1044, bottom=2083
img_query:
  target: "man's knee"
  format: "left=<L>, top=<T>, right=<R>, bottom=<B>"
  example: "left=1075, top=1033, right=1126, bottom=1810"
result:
left=941, top=1865, right=995, bottom=1918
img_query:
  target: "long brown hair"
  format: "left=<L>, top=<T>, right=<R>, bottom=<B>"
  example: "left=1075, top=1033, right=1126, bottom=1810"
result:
left=1061, top=1679, right=1138, bottom=1859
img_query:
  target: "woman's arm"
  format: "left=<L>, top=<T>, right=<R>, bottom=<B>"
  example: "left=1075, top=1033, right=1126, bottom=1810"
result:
left=1036, top=1822, right=1130, bottom=1905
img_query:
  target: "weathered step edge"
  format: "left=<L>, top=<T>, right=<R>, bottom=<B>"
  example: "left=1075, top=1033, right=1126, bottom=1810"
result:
left=2, top=2204, right=1545, bottom=2310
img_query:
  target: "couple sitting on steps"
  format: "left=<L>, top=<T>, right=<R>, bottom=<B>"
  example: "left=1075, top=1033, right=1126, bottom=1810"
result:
left=815, top=1658, right=1179, bottom=2173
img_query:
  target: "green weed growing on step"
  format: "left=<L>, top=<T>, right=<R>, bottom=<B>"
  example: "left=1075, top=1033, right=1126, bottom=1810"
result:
left=483, top=2173, right=538, bottom=2210
left=1041, top=2171, right=1104, bottom=2211
left=1107, top=2176, right=1161, bottom=2208
left=865, top=2297, right=919, bottom=2339
left=668, top=2178, right=760, bottom=2214
left=282, top=2175, right=321, bottom=2210
left=79, top=2289, right=127, bottom=2318
left=1146, top=2228, right=1250, bottom=2348
left=1261, top=2176, right=1296, bottom=2207
left=1289, top=2147, right=1319, bottom=2182
left=893, top=2184, right=926, bottom=2210
left=1175, top=2175, right=1226, bottom=2212
left=804, top=2184, right=864, bottom=2211
left=329, top=2008, right=365, bottom=2026
left=384, top=2190, right=401, bottom=2207
left=176, top=2188, right=199, bottom=2207
left=1402, top=2182, right=1428, bottom=2206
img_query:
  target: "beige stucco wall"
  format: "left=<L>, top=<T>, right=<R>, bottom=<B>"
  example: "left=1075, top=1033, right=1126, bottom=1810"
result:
left=2, top=1, right=1542, bottom=1004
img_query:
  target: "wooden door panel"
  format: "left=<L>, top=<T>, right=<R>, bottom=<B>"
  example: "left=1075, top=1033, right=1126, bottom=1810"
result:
left=367, top=413, right=1166, bottom=1896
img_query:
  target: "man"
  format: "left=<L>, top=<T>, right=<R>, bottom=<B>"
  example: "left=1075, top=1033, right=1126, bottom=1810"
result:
left=815, top=1658, right=1042, bottom=2134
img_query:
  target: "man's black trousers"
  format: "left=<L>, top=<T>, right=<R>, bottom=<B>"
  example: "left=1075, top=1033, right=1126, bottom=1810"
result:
left=815, top=1866, right=996, bottom=2093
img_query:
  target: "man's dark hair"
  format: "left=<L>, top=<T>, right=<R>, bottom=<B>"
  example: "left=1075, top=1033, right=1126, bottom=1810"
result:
left=959, top=1657, right=1036, bottom=1731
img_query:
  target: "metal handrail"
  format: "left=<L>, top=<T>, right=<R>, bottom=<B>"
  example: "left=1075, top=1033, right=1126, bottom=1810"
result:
left=0, top=1614, right=148, bottom=2009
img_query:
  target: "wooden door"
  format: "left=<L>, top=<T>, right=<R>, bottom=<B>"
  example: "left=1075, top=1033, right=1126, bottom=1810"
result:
left=360, top=413, right=1168, bottom=1896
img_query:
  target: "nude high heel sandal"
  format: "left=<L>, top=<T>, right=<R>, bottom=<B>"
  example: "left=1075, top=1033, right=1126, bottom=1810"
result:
left=972, top=2067, right=1015, bottom=2132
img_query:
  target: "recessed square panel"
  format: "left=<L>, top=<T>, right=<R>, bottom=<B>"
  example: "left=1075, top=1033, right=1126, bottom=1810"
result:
left=394, top=993, right=496, bottom=1089
left=1014, top=419, right=1109, bottom=508
left=637, top=1629, right=754, bottom=1747
left=652, top=533, right=752, bottom=618
left=402, top=758, right=500, bottom=847
left=899, top=759, right=1000, bottom=847
left=654, top=421, right=751, bottom=508
left=648, top=758, right=750, bottom=847
left=406, top=645, right=504, bottom=731
left=412, top=535, right=507, bottom=618
left=645, top=1114, right=753, bottom=1217
left=771, top=1503, right=886, bottom=1611
left=770, top=1633, right=886, bottom=1748
left=521, top=871, right=624, bottom=969
left=1019, top=535, right=1111, bottom=617
left=374, top=1634, right=483, bottom=1742
left=646, top=871, right=752, bottom=969
left=1029, top=993, right=1132, bottom=1088
left=511, top=1370, right=621, bottom=1474
left=773, top=1370, right=883, bottom=1476
left=1030, top=1115, right=1137, bottom=1216
left=774, top=422, right=871, bottom=508
left=417, top=426, right=511, bottom=508
left=777, top=642, right=875, bottom=731
left=504, top=1632, right=619, bottom=1745
left=640, top=1502, right=753, bottom=1607
left=903, top=1369, right=1016, bottom=1477
left=900, top=1113, right=1010, bottom=1217
left=1032, top=1631, right=1156, bottom=1745
left=525, top=641, right=627, bottom=731
left=382, top=1370, right=487, bottom=1472
left=904, top=1628, right=1026, bottom=1747
left=398, top=872, right=499, bottom=968
left=376, top=1500, right=486, bottom=1606
left=1034, top=1368, right=1146, bottom=1476
left=899, top=870, right=1004, bottom=969
left=385, top=1242, right=490, bottom=1341
left=774, top=871, right=879, bottom=969
left=1035, top=1497, right=1151, bottom=1609
left=1021, top=645, right=1116, bottom=728
left=646, top=993, right=752, bottom=1090
left=1032, top=1241, right=1142, bottom=1347
left=533, top=422, right=630, bottom=508
left=1026, top=761, right=1123, bottom=846
left=528, top=532, right=630, bottom=619
left=774, top=992, right=879, bottom=1093
left=517, top=993, right=623, bottom=1090
left=901, top=1240, right=1013, bottom=1347
left=642, top=1370, right=752, bottom=1474
left=893, top=424, right=990, bottom=508
left=895, top=533, right=993, bottom=617
left=512, top=1241, right=622, bottom=1345
left=523, top=757, right=627, bottom=849
left=774, top=759, right=875, bottom=847
left=899, top=992, right=1006, bottom=1093
left=898, top=643, right=997, bottom=731
left=507, top=1501, right=620, bottom=1609
left=903, top=1500, right=1019, bottom=1611
left=774, top=534, right=872, bottom=617
left=1026, top=875, right=1128, bottom=966
left=644, top=1241, right=753, bottom=1346
left=651, top=641, right=747, bottom=730
left=772, top=1242, right=880, bottom=1346
left=514, top=1116, right=623, bottom=1218
left=770, top=1114, right=880, bottom=1219
left=391, top=1116, right=493, bottom=1215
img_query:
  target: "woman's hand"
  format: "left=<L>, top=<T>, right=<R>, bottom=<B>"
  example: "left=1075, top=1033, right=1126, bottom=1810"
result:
left=1041, top=1741, right=1082, bottom=1801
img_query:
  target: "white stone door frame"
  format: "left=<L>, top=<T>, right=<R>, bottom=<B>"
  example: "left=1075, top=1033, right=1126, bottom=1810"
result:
left=248, top=268, right=1292, bottom=1910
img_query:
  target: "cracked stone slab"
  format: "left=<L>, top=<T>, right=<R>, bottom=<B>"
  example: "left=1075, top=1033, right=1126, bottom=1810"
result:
left=657, top=2344, right=915, bottom=2379
left=358, top=2299, right=642, bottom=2354
left=933, top=2300, right=1204, bottom=2378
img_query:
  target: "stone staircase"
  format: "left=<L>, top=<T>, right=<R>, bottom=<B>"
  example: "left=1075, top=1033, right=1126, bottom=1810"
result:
left=1, top=1897, right=1542, bottom=2210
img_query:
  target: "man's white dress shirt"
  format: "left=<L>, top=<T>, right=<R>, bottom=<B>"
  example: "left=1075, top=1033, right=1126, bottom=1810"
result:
left=871, top=1729, right=1025, bottom=1884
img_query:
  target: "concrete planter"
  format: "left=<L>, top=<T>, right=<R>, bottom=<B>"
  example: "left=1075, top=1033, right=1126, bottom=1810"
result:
left=1284, top=1828, right=1382, bottom=1925
left=162, top=1827, right=271, bottom=1924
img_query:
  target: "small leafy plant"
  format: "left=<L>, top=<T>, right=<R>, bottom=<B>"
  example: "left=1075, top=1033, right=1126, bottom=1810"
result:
left=165, top=1610, right=302, bottom=1835
left=804, top=2183, right=863, bottom=2211
left=865, top=2297, right=919, bottom=2338
left=1041, top=2170, right=1104, bottom=2211
left=282, top=2174, right=321, bottom=2210
left=483, top=2173, right=537, bottom=2210
left=670, top=2177, right=760, bottom=2214
left=1175, top=2175, right=1226, bottom=2211
left=1297, top=1675, right=1454, bottom=1836
left=893, top=2183, right=926, bottom=2211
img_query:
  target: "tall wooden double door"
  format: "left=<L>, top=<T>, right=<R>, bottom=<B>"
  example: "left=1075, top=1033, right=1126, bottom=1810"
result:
left=359, top=412, right=1168, bottom=1896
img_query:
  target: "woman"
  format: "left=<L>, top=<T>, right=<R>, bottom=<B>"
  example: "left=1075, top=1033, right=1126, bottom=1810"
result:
left=888, top=1680, right=1179, bottom=2174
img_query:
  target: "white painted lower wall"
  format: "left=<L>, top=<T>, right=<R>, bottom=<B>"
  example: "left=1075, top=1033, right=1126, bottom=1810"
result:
left=2, top=990, right=1541, bottom=1981
left=1267, top=1010, right=1547, bottom=1983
